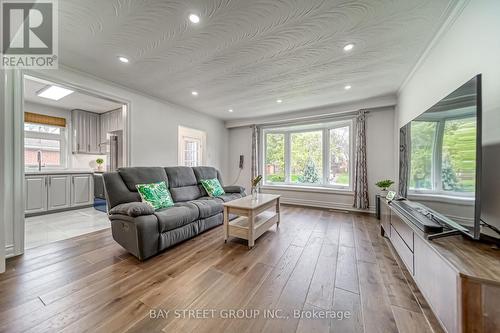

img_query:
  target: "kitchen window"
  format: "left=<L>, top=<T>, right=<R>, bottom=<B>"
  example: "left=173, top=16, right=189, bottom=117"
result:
left=262, top=120, right=353, bottom=190
left=24, top=123, right=67, bottom=168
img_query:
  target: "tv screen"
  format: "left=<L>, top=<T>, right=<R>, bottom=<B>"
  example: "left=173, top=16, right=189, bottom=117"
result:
left=399, top=75, right=483, bottom=239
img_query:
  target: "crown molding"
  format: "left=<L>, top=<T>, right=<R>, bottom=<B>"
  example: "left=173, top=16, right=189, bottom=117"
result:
left=398, top=0, right=471, bottom=95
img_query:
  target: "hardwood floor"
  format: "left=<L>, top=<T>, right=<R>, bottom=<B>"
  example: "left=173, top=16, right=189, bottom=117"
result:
left=0, top=205, right=442, bottom=333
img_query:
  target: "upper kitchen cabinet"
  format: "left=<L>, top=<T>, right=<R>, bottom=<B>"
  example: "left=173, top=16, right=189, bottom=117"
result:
left=100, top=109, right=123, bottom=142
left=72, top=110, right=101, bottom=154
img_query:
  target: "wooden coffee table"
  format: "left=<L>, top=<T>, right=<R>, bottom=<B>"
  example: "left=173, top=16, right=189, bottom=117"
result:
left=223, top=194, right=280, bottom=249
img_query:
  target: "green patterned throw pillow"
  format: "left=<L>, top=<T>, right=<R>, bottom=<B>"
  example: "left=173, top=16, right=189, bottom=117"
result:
left=135, top=181, right=174, bottom=210
left=200, top=178, right=225, bottom=197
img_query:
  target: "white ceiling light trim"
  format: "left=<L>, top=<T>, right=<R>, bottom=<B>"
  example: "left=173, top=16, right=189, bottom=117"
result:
left=343, top=43, right=355, bottom=52
left=189, top=14, right=200, bottom=24
left=37, top=85, right=74, bottom=101
left=118, top=56, right=129, bottom=63
left=191, top=91, right=199, bottom=96
left=228, top=109, right=233, bottom=112
left=276, top=99, right=282, bottom=103
left=344, top=85, right=352, bottom=90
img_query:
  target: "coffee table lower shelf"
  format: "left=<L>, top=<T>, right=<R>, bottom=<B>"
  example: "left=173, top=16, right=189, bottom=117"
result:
left=227, top=211, right=278, bottom=245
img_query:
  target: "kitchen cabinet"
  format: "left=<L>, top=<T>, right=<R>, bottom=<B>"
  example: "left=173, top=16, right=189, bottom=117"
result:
left=25, top=172, right=94, bottom=215
left=71, top=174, right=93, bottom=207
left=72, top=110, right=101, bottom=154
left=47, top=175, right=71, bottom=210
left=25, top=175, right=47, bottom=214
left=100, top=109, right=123, bottom=152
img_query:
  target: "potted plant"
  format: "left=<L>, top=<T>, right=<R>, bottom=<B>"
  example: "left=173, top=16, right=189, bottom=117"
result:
left=251, top=175, right=263, bottom=200
left=96, top=158, right=104, bottom=172
left=375, top=179, right=394, bottom=195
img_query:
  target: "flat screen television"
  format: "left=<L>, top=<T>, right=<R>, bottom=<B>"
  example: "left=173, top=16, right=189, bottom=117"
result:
left=399, top=75, right=500, bottom=243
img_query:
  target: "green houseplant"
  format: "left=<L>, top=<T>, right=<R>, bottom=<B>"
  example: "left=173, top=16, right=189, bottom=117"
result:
left=375, top=179, right=394, bottom=193
left=96, top=158, right=104, bottom=172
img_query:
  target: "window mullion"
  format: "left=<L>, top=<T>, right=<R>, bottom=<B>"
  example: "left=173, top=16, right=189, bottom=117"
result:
left=323, top=128, right=329, bottom=186
left=434, top=121, right=445, bottom=191
left=284, top=133, right=291, bottom=183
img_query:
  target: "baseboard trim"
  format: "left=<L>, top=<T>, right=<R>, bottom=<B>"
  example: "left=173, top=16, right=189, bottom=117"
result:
left=279, top=197, right=375, bottom=214
left=5, top=245, right=15, bottom=258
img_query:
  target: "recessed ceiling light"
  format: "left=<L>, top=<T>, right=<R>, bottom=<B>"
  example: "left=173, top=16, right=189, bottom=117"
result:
left=191, top=91, right=198, bottom=96
left=189, top=14, right=200, bottom=24
left=276, top=99, right=282, bottom=103
left=343, top=43, right=355, bottom=52
left=118, top=56, right=129, bottom=63
left=228, top=109, right=233, bottom=113
left=344, top=85, right=352, bottom=90
left=37, top=85, right=74, bottom=101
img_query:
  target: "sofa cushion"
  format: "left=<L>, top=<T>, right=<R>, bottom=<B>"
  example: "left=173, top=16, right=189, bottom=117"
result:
left=136, top=181, right=174, bottom=210
left=200, top=178, right=225, bottom=197
left=190, top=200, right=223, bottom=218
left=118, top=167, right=169, bottom=192
left=154, top=202, right=199, bottom=232
left=103, top=172, right=141, bottom=209
left=165, top=167, right=202, bottom=202
left=193, top=166, right=222, bottom=183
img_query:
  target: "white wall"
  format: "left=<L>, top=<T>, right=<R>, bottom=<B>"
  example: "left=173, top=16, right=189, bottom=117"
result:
left=29, top=67, right=229, bottom=178
left=227, top=108, right=395, bottom=212
left=397, top=0, right=500, bottom=229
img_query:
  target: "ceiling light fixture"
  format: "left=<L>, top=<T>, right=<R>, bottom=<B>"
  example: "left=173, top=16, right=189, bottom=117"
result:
left=343, top=43, right=354, bottom=52
left=37, top=85, right=74, bottom=101
left=191, top=91, right=198, bottom=96
left=344, top=85, right=352, bottom=90
left=228, top=109, right=233, bottom=113
left=118, top=56, right=129, bottom=63
left=276, top=99, right=282, bottom=103
left=189, top=14, right=200, bottom=24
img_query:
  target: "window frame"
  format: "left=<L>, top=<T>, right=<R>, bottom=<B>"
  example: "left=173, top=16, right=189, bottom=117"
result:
left=24, top=122, right=67, bottom=169
left=408, top=115, right=477, bottom=198
left=178, top=126, right=207, bottom=167
left=261, top=119, right=354, bottom=191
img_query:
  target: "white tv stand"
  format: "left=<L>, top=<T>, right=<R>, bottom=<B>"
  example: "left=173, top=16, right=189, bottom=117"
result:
left=380, top=199, right=500, bottom=333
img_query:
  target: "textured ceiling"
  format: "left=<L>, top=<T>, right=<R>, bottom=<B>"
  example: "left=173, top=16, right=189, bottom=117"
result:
left=58, top=0, right=457, bottom=119
left=25, top=78, right=123, bottom=113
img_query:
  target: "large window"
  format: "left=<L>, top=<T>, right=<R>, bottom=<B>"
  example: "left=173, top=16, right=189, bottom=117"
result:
left=409, top=116, right=476, bottom=195
left=263, top=121, right=352, bottom=189
left=24, top=123, right=67, bottom=168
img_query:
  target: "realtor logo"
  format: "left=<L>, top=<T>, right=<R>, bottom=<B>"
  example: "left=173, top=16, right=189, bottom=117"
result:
left=1, top=0, right=58, bottom=68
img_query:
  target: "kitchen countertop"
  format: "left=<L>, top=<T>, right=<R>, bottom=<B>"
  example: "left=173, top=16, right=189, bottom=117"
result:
left=25, top=169, right=96, bottom=175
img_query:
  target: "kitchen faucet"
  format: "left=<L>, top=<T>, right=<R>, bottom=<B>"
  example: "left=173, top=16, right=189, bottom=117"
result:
left=36, top=150, right=43, bottom=171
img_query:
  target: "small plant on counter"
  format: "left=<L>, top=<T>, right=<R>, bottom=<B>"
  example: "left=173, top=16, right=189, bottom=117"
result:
left=375, top=179, right=394, bottom=191
left=96, top=158, right=104, bottom=171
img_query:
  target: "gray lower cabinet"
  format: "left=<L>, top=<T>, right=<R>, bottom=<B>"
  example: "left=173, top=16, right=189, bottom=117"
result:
left=25, top=175, right=48, bottom=214
left=25, top=173, right=94, bottom=215
left=71, top=174, right=93, bottom=207
left=47, top=175, right=71, bottom=210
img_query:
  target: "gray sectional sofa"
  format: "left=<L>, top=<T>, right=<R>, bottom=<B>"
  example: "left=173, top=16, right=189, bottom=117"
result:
left=102, top=166, right=245, bottom=260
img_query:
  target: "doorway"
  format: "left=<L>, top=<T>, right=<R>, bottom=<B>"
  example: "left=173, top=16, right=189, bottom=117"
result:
left=22, top=74, right=130, bottom=250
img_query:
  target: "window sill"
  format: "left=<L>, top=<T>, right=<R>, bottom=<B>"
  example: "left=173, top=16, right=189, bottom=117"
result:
left=407, top=193, right=474, bottom=206
left=261, top=184, right=353, bottom=195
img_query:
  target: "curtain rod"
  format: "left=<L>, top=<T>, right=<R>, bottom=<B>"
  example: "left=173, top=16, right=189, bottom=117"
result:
left=251, top=109, right=372, bottom=128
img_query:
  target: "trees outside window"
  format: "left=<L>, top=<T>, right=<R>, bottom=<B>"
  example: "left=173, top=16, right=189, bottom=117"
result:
left=263, top=121, right=352, bottom=189
left=409, top=116, right=476, bottom=195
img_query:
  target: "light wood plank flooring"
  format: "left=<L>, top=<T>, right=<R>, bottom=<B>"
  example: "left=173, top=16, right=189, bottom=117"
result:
left=0, top=205, right=442, bottom=333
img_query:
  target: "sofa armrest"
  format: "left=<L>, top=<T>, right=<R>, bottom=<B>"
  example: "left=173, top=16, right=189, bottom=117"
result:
left=223, top=185, right=245, bottom=194
left=109, top=202, right=154, bottom=217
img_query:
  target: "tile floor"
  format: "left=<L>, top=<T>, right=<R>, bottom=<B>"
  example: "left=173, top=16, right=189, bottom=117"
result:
left=25, top=207, right=110, bottom=249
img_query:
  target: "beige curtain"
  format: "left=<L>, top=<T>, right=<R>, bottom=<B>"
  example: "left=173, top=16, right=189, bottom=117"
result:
left=353, top=110, right=369, bottom=209
left=251, top=125, right=259, bottom=180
